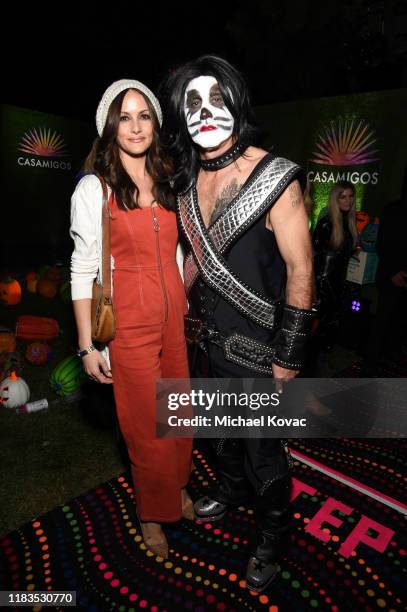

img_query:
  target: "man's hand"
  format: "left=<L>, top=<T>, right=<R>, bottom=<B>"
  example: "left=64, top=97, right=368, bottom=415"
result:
left=272, top=363, right=299, bottom=379
left=272, top=362, right=299, bottom=394
left=391, top=270, right=407, bottom=289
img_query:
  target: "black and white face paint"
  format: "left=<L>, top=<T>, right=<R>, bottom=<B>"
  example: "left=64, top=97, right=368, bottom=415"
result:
left=184, top=75, right=234, bottom=149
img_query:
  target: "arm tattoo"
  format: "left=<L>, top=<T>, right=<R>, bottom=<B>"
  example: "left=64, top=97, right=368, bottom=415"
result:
left=210, top=178, right=242, bottom=224
left=288, top=181, right=302, bottom=208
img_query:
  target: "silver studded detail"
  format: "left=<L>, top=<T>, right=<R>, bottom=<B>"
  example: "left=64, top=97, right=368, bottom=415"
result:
left=179, top=157, right=302, bottom=330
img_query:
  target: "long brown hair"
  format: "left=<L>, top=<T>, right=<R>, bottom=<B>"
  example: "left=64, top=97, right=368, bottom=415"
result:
left=327, top=181, right=358, bottom=249
left=84, top=88, right=174, bottom=210
left=303, top=179, right=314, bottom=219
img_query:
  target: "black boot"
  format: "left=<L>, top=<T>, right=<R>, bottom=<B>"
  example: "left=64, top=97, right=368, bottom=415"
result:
left=193, top=496, right=229, bottom=522
left=246, top=474, right=292, bottom=592
left=194, top=438, right=250, bottom=522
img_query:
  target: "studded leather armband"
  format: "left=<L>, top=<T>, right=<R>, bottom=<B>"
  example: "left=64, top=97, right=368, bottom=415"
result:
left=272, top=305, right=315, bottom=370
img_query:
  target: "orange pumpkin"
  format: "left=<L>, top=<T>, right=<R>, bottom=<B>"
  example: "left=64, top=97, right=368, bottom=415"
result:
left=26, top=272, right=38, bottom=292
left=44, top=266, right=62, bottom=284
left=26, top=278, right=38, bottom=293
left=0, top=332, right=16, bottom=353
left=36, top=279, right=58, bottom=298
left=26, top=271, right=38, bottom=282
left=0, top=277, right=22, bottom=305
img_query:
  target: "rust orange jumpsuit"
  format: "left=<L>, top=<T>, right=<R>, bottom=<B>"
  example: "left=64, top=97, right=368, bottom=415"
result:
left=108, top=198, right=192, bottom=522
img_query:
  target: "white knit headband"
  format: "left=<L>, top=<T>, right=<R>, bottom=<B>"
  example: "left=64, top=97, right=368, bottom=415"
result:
left=96, top=79, right=163, bottom=137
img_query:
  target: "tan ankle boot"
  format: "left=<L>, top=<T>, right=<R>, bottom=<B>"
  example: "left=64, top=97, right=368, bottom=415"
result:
left=181, top=488, right=195, bottom=520
left=140, top=522, right=168, bottom=559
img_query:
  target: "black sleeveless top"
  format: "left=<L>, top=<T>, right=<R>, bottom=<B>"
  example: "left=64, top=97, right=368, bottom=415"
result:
left=188, top=154, right=304, bottom=344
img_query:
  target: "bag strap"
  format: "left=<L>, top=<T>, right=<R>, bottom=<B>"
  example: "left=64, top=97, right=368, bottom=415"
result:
left=95, top=173, right=112, bottom=299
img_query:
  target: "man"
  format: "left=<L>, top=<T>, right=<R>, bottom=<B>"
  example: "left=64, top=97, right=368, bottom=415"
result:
left=161, top=55, right=314, bottom=592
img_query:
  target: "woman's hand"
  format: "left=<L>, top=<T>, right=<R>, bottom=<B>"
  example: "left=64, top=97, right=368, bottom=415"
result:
left=82, top=350, right=113, bottom=384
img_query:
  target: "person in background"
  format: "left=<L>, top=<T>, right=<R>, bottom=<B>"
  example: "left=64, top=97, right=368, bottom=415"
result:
left=303, top=179, right=315, bottom=223
left=312, top=180, right=358, bottom=350
left=363, top=169, right=407, bottom=374
left=70, top=79, right=193, bottom=559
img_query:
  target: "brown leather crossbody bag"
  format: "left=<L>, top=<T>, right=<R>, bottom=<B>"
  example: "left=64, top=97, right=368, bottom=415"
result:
left=91, top=175, right=115, bottom=343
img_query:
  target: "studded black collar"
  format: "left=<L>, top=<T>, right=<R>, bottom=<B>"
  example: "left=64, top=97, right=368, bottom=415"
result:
left=199, top=141, right=247, bottom=171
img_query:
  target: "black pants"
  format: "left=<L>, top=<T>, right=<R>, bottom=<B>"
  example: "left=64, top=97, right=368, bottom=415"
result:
left=192, top=341, right=292, bottom=559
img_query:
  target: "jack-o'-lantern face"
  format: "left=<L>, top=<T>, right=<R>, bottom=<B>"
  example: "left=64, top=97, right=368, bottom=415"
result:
left=0, top=386, right=8, bottom=403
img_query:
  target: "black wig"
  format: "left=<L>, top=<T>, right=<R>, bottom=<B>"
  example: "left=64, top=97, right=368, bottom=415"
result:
left=159, top=55, right=260, bottom=193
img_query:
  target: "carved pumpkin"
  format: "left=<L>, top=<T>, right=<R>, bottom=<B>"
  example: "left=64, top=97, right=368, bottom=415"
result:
left=0, top=332, right=16, bottom=353
left=36, top=279, right=58, bottom=298
left=356, top=211, right=370, bottom=233
left=16, top=316, right=59, bottom=340
left=49, top=355, right=86, bottom=397
left=0, top=371, right=30, bottom=408
left=0, top=277, right=22, bottom=305
left=25, top=342, right=52, bottom=365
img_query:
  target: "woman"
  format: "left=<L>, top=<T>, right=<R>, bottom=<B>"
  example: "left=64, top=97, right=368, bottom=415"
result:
left=303, top=179, right=315, bottom=223
left=70, top=79, right=193, bottom=559
left=313, top=180, right=358, bottom=349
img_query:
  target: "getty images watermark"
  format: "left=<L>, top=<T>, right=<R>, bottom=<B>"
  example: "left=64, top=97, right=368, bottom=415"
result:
left=166, top=389, right=306, bottom=429
left=156, top=378, right=407, bottom=438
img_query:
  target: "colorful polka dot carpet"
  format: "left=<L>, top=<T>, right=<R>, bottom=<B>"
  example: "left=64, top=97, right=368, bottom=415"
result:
left=0, top=441, right=405, bottom=612
left=289, top=439, right=406, bottom=506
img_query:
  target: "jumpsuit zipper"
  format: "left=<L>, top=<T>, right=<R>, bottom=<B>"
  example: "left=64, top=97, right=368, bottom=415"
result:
left=151, top=207, right=168, bottom=322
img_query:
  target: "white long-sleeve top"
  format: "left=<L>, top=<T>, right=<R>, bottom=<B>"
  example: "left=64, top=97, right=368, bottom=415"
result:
left=70, top=174, right=114, bottom=300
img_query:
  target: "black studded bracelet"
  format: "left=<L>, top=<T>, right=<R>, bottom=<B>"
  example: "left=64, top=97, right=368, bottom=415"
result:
left=271, top=304, right=315, bottom=370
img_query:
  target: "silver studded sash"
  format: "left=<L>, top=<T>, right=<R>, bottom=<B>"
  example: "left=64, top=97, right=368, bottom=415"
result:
left=178, top=156, right=302, bottom=330
left=182, top=156, right=301, bottom=295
